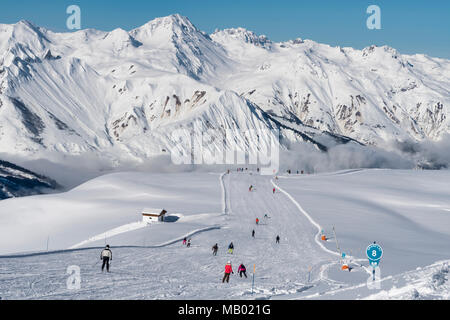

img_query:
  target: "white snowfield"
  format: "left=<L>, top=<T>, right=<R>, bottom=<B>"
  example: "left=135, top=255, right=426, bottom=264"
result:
left=0, top=169, right=449, bottom=299
left=0, top=172, right=223, bottom=254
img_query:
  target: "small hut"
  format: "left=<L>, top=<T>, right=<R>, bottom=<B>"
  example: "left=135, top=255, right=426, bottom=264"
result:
left=142, top=208, right=167, bottom=224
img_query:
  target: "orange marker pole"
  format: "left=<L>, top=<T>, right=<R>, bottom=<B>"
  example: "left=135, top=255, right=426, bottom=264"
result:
left=251, top=264, right=255, bottom=294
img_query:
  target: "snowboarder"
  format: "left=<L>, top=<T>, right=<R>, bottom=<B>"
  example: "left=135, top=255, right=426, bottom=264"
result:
left=228, top=242, right=234, bottom=254
left=187, top=239, right=191, bottom=247
left=238, top=263, right=247, bottom=278
left=100, top=245, right=112, bottom=272
left=252, top=229, right=255, bottom=238
left=182, top=237, right=187, bottom=245
left=276, top=235, right=280, bottom=244
left=212, top=243, right=218, bottom=255
left=222, top=261, right=234, bottom=283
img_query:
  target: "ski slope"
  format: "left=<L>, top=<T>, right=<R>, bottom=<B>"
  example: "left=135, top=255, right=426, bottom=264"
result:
left=0, top=169, right=449, bottom=299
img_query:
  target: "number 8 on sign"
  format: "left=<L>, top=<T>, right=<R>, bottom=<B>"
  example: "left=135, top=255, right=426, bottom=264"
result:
left=366, top=243, right=383, bottom=265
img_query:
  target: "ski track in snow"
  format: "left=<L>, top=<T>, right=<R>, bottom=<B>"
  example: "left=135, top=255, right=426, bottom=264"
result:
left=271, top=178, right=339, bottom=257
left=270, top=177, right=373, bottom=294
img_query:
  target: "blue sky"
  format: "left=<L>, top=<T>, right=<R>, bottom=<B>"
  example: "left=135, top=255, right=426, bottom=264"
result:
left=1, top=0, right=449, bottom=58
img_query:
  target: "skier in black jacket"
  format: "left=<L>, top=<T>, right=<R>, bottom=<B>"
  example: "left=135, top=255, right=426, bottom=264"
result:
left=238, top=264, right=247, bottom=278
left=228, top=242, right=234, bottom=254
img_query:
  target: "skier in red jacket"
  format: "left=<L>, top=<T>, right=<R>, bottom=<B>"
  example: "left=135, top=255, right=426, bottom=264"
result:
left=222, top=261, right=234, bottom=283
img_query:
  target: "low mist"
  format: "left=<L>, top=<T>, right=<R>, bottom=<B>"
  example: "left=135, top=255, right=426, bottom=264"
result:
left=1, top=134, right=449, bottom=191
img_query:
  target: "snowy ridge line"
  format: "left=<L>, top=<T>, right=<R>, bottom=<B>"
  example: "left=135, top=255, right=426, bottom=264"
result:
left=329, top=169, right=367, bottom=176
left=270, top=179, right=340, bottom=257
left=0, top=225, right=221, bottom=259
left=69, top=221, right=147, bottom=249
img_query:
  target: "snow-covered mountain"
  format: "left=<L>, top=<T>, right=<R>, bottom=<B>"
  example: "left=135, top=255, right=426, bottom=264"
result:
left=0, top=14, right=449, bottom=173
left=0, top=159, right=58, bottom=199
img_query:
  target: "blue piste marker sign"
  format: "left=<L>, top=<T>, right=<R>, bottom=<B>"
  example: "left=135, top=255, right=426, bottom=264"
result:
left=366, top=243, right=383, bottom=267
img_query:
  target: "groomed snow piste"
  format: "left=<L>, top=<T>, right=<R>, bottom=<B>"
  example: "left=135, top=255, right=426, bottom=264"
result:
left=0, top=169, right=449, bottom=299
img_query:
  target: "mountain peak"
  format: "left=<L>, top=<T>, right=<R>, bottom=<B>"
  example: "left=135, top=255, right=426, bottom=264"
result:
left=0, top=19, right=50, bottom=61
left=130, top=14, right=199, bottom=40
left=211, top=27, right=272, bottom=49
left=15, top=19, right=37, bottom=28
left=13, top=20, right=47, bottom=38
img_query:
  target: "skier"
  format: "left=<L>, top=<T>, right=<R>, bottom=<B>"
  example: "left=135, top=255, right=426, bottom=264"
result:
left=187, top=239, right=191, bottom=247
left=222, top=261, right=234, bottom=283
left=256, top=218, right=259, bottom=225
left=252, top=229, right=255, bottom=238
left=276, top=235, right=280, bottom=244
left=182, top=237, right=187, bottom=245
left=228, top=242, right=234, bottom=254
left=272, top=187, right=276, bottom=194
left=238, top=263, right=247, bottom=278
left=249, top=185, right=253, bottom=192
left=212, top=243, right=218, bottom=256
left=100, top=245, right=112, bottom=272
